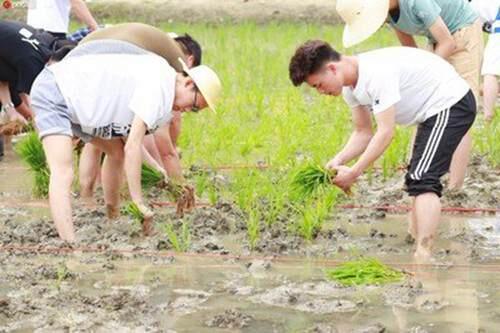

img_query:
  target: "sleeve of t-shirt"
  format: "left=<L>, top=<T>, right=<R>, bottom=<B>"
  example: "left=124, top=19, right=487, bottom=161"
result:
left=366, top=69, right=401, bottom=114
left=342, top=87, right=361, bottom=108
left=128, top=77, right=165, bottom=131
left=412, top=0, right=442, bottom=28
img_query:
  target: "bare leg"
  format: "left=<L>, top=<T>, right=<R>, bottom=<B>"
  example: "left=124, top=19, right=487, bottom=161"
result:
left=78, top=143, right=102, bottom=203
left=448, top=131, right=472, bottom=190
left=483, top=75, right=498, bottom=122
left=90, top=138, right=124, bottom=219
left=43, top=135, right=75, bottom=242
left=408, top=197, right=417, bottom=241
left=414, top=192, right=441, bottom=262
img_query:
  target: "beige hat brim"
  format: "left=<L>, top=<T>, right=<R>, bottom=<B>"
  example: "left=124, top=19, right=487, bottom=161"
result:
left=342, top=0, right=389, bottom=48
left=179, top=58, right=218, bottom=113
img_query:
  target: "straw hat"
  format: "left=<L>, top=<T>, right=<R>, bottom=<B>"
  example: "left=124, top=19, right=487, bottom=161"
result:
left=178, top=58, right=222, bottom=112
left=336, top=0, right=389, bottom=48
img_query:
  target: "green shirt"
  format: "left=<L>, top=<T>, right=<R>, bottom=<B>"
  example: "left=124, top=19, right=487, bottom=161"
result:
left=389, top=0, right=478, bottom=42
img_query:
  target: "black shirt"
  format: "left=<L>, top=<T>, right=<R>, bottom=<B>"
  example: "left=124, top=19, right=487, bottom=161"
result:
left=0, top=20, right=56, bottom=105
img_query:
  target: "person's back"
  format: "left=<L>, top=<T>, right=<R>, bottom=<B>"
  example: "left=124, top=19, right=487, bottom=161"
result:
left=343, top=47, right=469, bottom=125
left=81, top=23, right=187, bottom=72
left=27, top=0, right=71, bottom=35
left=47, top=53, right=175, bottom=137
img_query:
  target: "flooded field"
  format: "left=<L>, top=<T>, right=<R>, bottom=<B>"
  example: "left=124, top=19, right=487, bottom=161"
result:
left=1, top=151, right=500, bottom=332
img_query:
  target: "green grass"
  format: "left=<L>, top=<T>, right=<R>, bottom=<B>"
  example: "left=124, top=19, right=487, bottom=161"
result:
left=15, top=131, right=50, bottom=198
left=325, top=258, right=405, bottom=286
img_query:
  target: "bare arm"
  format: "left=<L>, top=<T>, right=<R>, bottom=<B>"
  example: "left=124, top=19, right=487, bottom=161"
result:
left=351, top=107, right=396, bottom=176
left=141, top=145, right=166, bottom=176
left=124, top=116, right=147, bottom=204
left=70, top=0, right=98, bottom=31
left=153, top=124, right=183, bottom=182
left=0, top=82, right=27, bottom=124
left=428, top=16, right=456, bottom=59
left=394, top=29, right=418, bottom=48
left=169, top=111, right=182, bottom=146
left=326, top=105, right=373, bottom=168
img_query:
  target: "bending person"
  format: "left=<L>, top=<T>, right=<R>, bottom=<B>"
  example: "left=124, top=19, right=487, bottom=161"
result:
left=31, top=52, right=221, bottom=242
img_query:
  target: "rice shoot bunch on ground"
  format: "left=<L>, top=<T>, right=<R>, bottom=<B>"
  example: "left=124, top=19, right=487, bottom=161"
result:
left=325, top=258, right=405, bottom=286
left=291, top=163, right=337, bottom=200
left=141, top=163, right=164, bottom=189
left=15, top=131, right=50, bottom=198
left=124, top=201, right=155, bottom=236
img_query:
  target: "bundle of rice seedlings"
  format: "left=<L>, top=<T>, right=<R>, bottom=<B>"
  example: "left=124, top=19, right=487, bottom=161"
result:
left=325, top=258, right=404, bottom=286
left=291, top=164, right=337, bottom=200
left=124, top=201, right=144, bottom=222
left=124, top=201, right=155, bottom=236
left=141, top=163, right=164, bottom=189
left=15, top=131, right=50, bottom=198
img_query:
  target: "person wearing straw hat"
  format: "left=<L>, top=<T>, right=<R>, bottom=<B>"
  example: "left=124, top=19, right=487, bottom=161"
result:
left=30, top=53, right=221, bottom=242
left=74, top=23, right=203, bottom=205
left=336, top=0, right=482, bottom=192
left=289, top=40, right=476, bottom=261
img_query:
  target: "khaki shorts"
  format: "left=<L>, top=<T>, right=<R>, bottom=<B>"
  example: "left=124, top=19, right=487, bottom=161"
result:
left=448, top=20, right=484, bottom=103
left=427, top=20, right=484, bottom=103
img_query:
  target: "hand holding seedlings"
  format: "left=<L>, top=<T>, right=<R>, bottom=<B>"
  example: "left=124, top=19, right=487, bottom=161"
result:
left=332, top=165, right=359, bottom=193
left=125, top=202, right=154, bottom=236
left=175, top=184, right=196, bottom=217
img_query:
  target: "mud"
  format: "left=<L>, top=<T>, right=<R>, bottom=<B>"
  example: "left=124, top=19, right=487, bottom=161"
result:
left=2, top=153, right=500, bottom=331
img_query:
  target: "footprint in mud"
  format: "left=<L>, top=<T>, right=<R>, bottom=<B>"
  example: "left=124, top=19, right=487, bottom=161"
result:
left=205, top=309, right=253, bottom=329
left=166, top=289, right=212, bottom=316
left=250, top=282, right=358, bottom=314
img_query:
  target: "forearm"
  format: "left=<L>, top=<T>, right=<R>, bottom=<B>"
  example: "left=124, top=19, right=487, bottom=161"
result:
left=142, top=145, right=165, bottom=174
left=162, top=152, right=184, bottom=182
left=433, top=40, right=456, bottom=59
left=124, top=142, right=144, bottom=203
left=0, top=82, right=12, bottom=105
left=71, top=0, right=98, bottom=30
left=351, top=129, right=394, bottom=175
left=334, top=130, right=373, bottom=164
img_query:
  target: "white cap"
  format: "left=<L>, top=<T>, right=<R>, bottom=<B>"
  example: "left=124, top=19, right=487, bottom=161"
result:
left=167, top=32, right=179, bottom=39
left=178, top=58, right=222, bottom=113
left=336, top=0, right=389, bottom=48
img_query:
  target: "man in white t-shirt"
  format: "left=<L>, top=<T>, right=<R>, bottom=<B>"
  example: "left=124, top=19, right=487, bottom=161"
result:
left=30, top=53, right=222, bottom=242
left=289, top=41, right=476, bottom=261
left=27, top=0, right=98, bottom=38
left=468, top=0, right=500, bottom=121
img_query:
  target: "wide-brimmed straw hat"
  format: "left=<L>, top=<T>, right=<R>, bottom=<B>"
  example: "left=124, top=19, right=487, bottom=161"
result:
left=178, top=58, right=222, bottom=112
left=336, top=0, right=389, bottom=48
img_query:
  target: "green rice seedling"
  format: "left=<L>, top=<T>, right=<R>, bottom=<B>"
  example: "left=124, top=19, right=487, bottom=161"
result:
left=246, top=207, right=261, bottom=251
left=164, top=221, right=191, bottom=252
left=124, top=201, right=144, bottom=224
left=141, top=163, right=163, bottom=189
left=294, top=190, right=337, bottom=241
left=15, top=131, right=50, bottom=198
left=291, top=164, right=337, bottom=200
left=325, top=258, right=404, bottom=286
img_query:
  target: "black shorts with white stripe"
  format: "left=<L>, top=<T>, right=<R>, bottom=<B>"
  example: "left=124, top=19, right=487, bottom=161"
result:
left=405, top=90, right=476, bottom=197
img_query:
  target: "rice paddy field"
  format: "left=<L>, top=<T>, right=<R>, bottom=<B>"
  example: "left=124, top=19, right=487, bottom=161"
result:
left=1, top=12, right=500, bottom=333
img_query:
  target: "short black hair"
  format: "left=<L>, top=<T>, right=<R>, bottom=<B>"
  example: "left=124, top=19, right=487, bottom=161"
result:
left=50, top=44, right=76, bottom=62
left=289, top=40, right=341, bottom=86
left=175, top=34, right=202, bottom=66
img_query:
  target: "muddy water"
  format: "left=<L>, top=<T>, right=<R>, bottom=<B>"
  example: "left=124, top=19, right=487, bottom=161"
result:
left=1, top=153, right=500, bottom=332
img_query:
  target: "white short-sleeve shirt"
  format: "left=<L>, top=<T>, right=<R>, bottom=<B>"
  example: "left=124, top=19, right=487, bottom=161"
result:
left=48, top=53, right=175, bottom=138
left=342, top=47, right=469, bottom=126
left=27, top=0, right=71, bottom=34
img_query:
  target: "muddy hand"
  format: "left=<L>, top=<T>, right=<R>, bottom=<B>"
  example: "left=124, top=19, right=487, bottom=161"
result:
left=175, top=185, right=195, bottom=217
left=137, top=203, right=154, bottom=236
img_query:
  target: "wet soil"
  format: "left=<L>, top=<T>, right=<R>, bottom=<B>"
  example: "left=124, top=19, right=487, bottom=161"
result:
left=1, top=151, right=500, bottom=331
